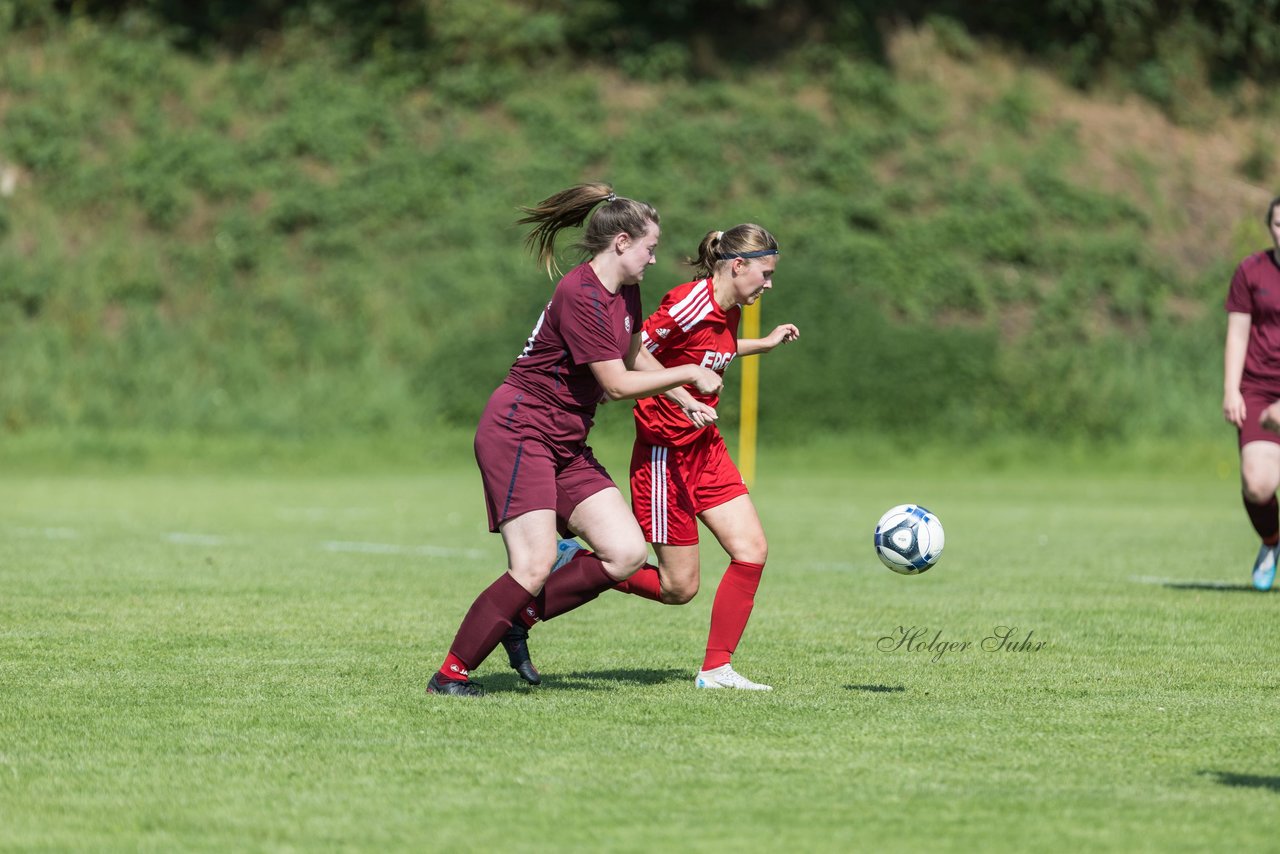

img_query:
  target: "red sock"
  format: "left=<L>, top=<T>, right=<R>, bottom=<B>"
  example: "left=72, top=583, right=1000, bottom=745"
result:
left=613, top=564, right=663, bottom=601
left=702, top=560, right=764, bottom=671
left=1244, top=495, right=1280, bottom=543
left=540, top=553, right=617, bottom=621
left=436, top=572, right=531, bottom=682
left=440, top=652, right=470, bottom=681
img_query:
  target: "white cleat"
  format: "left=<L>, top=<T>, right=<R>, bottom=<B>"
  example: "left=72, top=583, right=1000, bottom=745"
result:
left=551, top=538, right=585, bottom=572
left=695, top=664, right=772, bottom=691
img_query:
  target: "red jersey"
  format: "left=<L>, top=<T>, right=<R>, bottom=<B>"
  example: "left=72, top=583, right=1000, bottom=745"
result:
left=633, top=278, right=739, bottom=447
left=1226, top=250, right=1280, bottom=395
left=503, top=262, right=642, bottom=441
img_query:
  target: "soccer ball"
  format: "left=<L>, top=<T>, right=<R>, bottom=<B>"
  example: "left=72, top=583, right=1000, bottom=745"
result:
left=874, top=504, right=945, bottom=575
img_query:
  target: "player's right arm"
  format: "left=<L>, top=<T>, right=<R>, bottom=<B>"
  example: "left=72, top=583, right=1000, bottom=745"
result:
left=590, top=348, right=721, bottom=402
left=624, top=295, right=719, bottom=421
left=632, top=344, right=718, bottom=427
left=1224, top=311, right=1251, bottom=428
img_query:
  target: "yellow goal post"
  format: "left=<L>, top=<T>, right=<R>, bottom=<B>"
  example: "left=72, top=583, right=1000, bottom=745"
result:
left=738, top=299, right=760, bottom=487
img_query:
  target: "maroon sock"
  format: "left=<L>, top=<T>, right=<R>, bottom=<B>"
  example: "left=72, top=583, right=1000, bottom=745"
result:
left=613, top=564, right=663, bottom=601
left=1244, top=495, right=1280, bottom=544
left=436, top=572, right=531, bottom=681
left=514, top=601, right=540, bottom=628
left=517, top=548, right=610, bottom=626
left=702, top=560, right=764, bottom=671
left=540, top=554, right=617, bottom=621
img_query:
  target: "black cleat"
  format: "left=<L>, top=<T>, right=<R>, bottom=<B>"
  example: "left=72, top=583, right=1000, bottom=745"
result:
left=501, top=622, right=542, bottom=685
left=426, top=673, right=485, bottom=697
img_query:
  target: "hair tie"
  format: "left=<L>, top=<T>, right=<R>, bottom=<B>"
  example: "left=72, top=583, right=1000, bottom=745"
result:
left=606, top=192, right=617, bottom=203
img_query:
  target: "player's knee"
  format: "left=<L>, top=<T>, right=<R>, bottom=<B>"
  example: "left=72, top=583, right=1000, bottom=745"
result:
left=663, top=580, right=698, bottom=605
left=621, top=545, right=650, bottom=574
left=732, top=539, right=768, bottom=567
left=601, top=540, right=649, bottom=579
left=1243, top=478, right=1280, bottom=505
left=508, top=564, right=551, bottom=594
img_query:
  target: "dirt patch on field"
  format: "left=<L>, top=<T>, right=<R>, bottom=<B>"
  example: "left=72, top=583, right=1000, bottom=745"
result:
left=886, top=25, right=1275, bottom=281
left=1052, top=95, right=1269, bottom=275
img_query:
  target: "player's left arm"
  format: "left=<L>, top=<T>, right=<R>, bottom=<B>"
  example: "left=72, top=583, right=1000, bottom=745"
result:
left=738, top=323, right=800, bottom=356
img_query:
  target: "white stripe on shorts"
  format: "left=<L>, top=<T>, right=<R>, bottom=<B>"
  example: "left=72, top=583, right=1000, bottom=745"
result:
left=649, top=445, right=668, bottom=543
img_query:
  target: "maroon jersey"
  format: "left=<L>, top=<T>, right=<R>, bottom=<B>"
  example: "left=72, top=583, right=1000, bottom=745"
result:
left=1226, top=250, right=1280, bottom=394
left=633, top=278, right=739, bottom=447
left=504, top=262, right=642, bottom=441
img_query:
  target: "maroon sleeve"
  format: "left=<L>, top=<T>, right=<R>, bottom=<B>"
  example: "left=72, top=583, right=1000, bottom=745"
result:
left=1226, top=260, right=1253, bottom=314
left=627, top=285, right=643, bottom=340
left=559, top=281, right=626, bottom=365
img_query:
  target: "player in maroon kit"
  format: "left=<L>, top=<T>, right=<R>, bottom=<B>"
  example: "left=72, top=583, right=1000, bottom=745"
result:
left=426, top=183, right=723, bottom=697
left=512, top=223, right=798, bottom=690
left=1224, top=195, right=1280, bottom=592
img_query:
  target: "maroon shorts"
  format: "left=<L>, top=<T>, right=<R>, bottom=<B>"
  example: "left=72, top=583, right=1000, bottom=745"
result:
left=1240, top=389, right=1280, bottom=449
left=474, top=384, right=615, bottom=533
left=629, top=428, right=749, bottom=546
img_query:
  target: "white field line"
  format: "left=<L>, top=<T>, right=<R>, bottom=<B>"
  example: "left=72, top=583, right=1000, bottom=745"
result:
left=273, top=507, right=378, bottom=521
left=11, top=527, right=80, bottom=539
left=7, top=525, right=487, bottom=561
left=165, top=532, right=229, bottom=546
left=321, top=540, right=487, bottom=560
left=1129, top=575, right=1240, bottom=588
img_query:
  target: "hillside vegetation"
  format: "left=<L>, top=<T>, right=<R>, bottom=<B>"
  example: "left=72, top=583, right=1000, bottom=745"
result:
left=1, top=5, right=1277, bottom=445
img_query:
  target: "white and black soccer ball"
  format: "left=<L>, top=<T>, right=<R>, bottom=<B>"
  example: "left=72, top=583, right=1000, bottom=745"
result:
left=873, top=504, right=944, bottom=575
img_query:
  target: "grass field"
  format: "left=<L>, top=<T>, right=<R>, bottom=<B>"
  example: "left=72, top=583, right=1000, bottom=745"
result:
left=2, top=443, right=1277, bottom=851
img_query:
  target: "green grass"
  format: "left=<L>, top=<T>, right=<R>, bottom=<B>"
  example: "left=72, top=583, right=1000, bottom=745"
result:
left=2, top=450, right=1277, bottom=851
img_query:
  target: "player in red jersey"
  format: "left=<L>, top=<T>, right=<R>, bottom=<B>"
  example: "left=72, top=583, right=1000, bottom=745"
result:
left=629, top=223, right=797, bottom=689
left=512, top=223, right=798, bottom=690
left=1224, top=195, right=1280, bottom=592
left=426, top=183, right=723, bottom=697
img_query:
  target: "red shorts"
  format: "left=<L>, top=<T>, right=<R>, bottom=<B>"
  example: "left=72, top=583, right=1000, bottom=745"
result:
left=1240, top=389, right=1280, bottom=449
left=474, top=384, right=615, bottom=533
left=629, top=428, right=748, bottom=546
